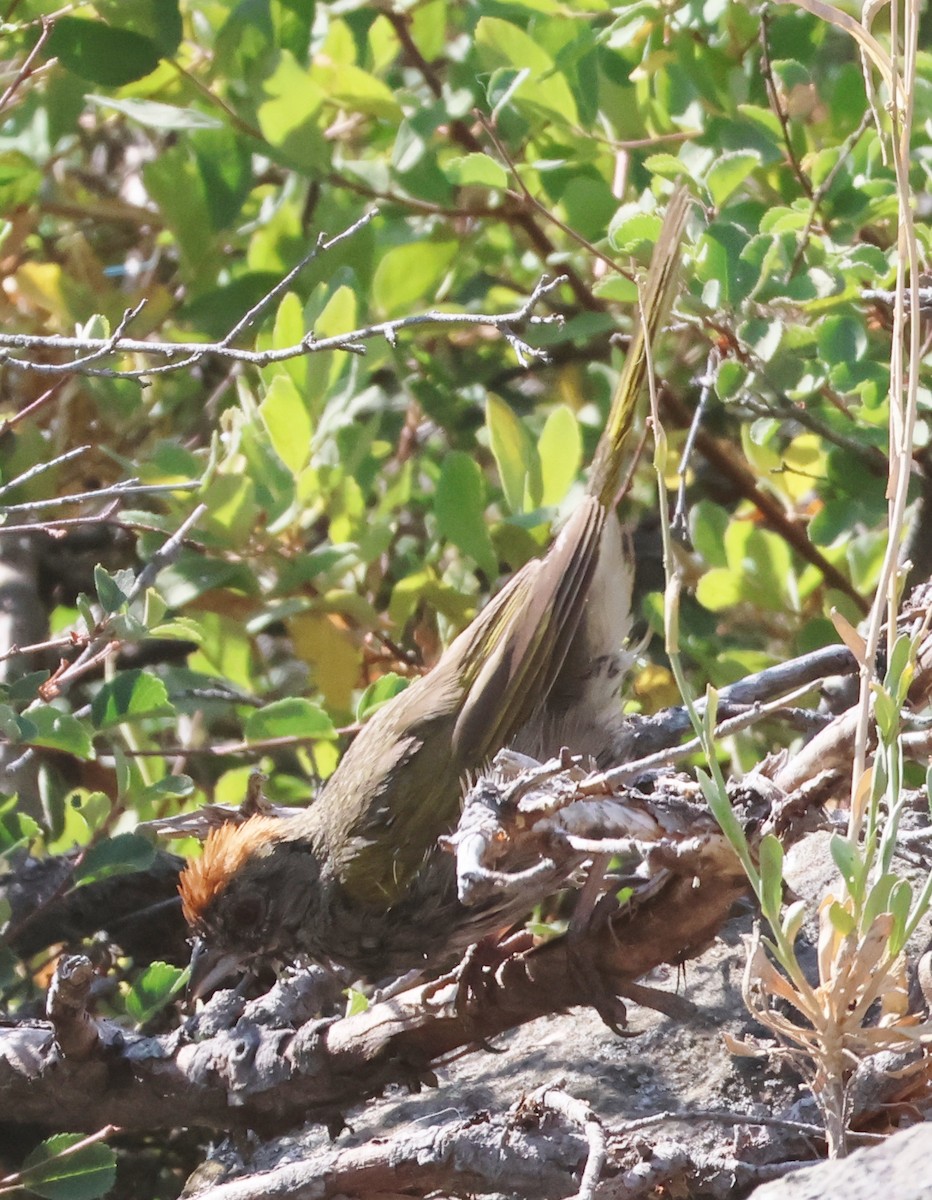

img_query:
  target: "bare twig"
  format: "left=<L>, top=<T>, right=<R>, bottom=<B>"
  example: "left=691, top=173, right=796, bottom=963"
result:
left=124, top=502, right=207, bottom=606
left=0, top=14, right=53, bottom=114
left=0, top=445, right=91, bottom=500
left=790, top=111, right=872, bottom=274
left=0, top=479, right=198, bottom=515
left=0, top=376, right=71, bottom=436
left=531, top=1085, right=607, bottom=1200
left=759, top=7, right=813, bottom=199
left=0, top=251, right=568, bottom=380
left=598, top=680, right=826, bottom=786
left=672, top=347, right=718, bottom=539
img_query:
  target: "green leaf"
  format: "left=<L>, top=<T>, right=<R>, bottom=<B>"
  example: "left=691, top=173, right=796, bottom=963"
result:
left=93, top=0, right=182, bottom=55
left=739, top=317, right=783, bottom=363
left=344, top=986, right=369, bottom=1016
left=74, top=832, right=156, bottom=887
left=148, top=616, right=204, bottom=643
left=315, top=61, right=401, bottom=120
left=695, top=567, right=743, bottom=611
left=607, top=206, right=662, bottom=255
left=644, top=152, right=688, bottom=181
left=592, top=275, right=638, bottom=303
left=706, top=150, right=761, bottom=208
left=697, top=765, right=759, bottom=889
left=445, top=153, right=508, bottom=188
left=125, top=960, right=186, bottom=1024
left=697, top=222, right=759, bottom=306
left=274, top=0, right=314, bottom=59
left=371, top=240, right=459, bottom=317
left=714, top=358, right=748, bottom=401
left=46, top=17, right=161, bottom=86
left=201, top=471, right=260, bottom=547
left=827, top=900, right=856, bottom=936
left=24, top=707, right=93, bottom=760
left=486, top=394, right=541, bottom=515
left=862, top=872, right=895, bottom=930
left=86, top=96, right=222, bottom=131
left=136, top=775, right=195, bottom=806
left=0, top=796, right=41, bottom=855
left=21, top=1134, right=116, bottom=1200
left=0, top=702, right=31, bottom=747
left=269, top=291, right=308, bottom=393
left=871, top=682, right=898, bottom=742
left=257, top=52, right=329, bottom=172
left=94, top=565, right=129, bottom=614
left=758, top=834, right=784, bottom=924
left=435, top=452, right=497, bottom=578
left=781, top=899, right=807, bottom=944
left=356, top=674, right=409, bottom=723
left=260, top=374, right=313, bottom=475
left=475, top=17, right=578, bottom=125
left=0, top=152, right=42, bottom=209
left=245, top=698, right=336, bottom=743
left=817, top=314, right=867, bottom=364
left=90, top=671, right=173, bottom=730
left=8, top=671, right=49, bottom=703
left=888, top=878, right=912, bottom=955
left=829, top=832, right=861, bottom=891
left=689, top=501, right=729, bottom=569
left=537, top=406, right=582, bottom=506
left=885, top=632, right=915, bottom=706
left=307, top=284, right=358, bottom=404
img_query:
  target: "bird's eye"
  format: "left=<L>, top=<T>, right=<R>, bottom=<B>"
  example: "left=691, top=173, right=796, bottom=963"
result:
left=229, top=894, right=265, bottom=930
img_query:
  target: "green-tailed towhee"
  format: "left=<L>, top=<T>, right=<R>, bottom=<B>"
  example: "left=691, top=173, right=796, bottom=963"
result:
left=180, top=189, right=690, bottom=997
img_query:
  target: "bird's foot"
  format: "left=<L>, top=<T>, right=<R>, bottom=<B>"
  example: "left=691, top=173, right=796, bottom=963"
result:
left=564, top=934, right=632, bottom=1036
left=418, top=930, right=538, bottom=1051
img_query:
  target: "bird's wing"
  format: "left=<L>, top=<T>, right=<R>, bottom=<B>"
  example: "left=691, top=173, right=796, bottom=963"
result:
left=317, top=499, right=604, bottom=910
left=450, top=495, right=605, bottom=762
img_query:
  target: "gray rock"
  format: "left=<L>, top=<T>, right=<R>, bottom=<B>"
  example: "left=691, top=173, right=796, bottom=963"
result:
left=750, top=1123, right=932, bottom=1199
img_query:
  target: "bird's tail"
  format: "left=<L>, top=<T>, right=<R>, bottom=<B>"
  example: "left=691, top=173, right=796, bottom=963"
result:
left=587, top=186, right=690, bottom=510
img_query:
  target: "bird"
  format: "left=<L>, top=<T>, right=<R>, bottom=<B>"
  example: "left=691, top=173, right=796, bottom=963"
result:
left=179, top=189, right=690, bottom=999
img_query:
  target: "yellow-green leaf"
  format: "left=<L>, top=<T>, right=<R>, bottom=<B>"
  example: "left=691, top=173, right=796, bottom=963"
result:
left=260, top=373, right=313, bottom=475
left=475, top=18, right=578, bottom=125
left=537, top=405, right=582, bottom=506
left=372, top=240, right=458, bottom=317
left=486, top=394, right=541, bottom=515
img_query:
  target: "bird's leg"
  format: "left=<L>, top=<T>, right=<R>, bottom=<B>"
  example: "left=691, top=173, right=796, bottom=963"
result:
left=452, top=928, right=537, bottom=1014
left=416, top=927, right=536, bottom=1039
left=439, top=929, right=539, bottom=1052
left=564, top=853, right=631, bottom=1034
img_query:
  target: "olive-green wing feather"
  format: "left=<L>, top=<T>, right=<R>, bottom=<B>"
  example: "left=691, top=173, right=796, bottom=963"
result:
left=450, top=496, right=604, bottom=761
left=588, top=184, right=690, bottom=508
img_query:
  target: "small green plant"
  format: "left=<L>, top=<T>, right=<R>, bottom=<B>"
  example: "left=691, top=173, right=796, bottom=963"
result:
left=717, top=630, right=932, bottom=1156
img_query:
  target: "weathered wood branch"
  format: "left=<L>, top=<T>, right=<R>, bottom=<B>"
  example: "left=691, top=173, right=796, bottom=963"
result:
left=0, top=770, right=753, bottom=1135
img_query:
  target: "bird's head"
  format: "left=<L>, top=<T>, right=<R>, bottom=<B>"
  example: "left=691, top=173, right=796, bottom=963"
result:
left=179, top=815, right=320, bottom=1000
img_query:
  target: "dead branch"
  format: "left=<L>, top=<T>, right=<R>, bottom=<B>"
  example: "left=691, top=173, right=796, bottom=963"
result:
left=180, top=1106, right=814, bottom=1200
left=0, top=769, right=752, bottom=1135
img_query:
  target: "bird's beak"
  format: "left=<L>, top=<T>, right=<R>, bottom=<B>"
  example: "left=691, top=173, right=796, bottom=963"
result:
left=186, top=938, right=245, bottom=1004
